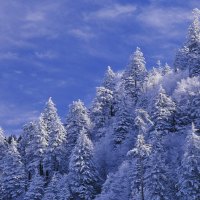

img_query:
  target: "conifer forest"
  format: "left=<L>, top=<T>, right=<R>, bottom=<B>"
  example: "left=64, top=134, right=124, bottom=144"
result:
left=0, top=8, right=200, bottom=200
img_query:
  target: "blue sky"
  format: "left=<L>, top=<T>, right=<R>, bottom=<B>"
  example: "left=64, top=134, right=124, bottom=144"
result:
left=0, top=0, right=199, bottom=134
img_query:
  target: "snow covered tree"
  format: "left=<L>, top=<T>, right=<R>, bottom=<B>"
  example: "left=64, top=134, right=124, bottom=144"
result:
left=122, top=47, right=147, bottom=103
left=90, top=86, right=114, bottom=140
left=69, top=130, right=100, bottom=199
left=24, top=172, right=45, bottom=200
left=174, top=76, right=200, bottom=132
left=63, top=99, right=91, bottom=172
left=43, top=172, right=62, bottom=200
left=96, top=161, right=133, bottom=200
left=152, top=86, right=176, bottom=132
left=145, top=131, right=175, bottom=200
left=177, top=124, right=200, bottom=200
left=0, top=138, right=25, bottom=200
left=25, top=120, right=47, bottom=178
left=113, top=97, right=133, bottom=145
left=103, top=66, right=116, bottom=91
left=162, top=63, right=172, bottom=75
left=42, top=98, right=66, bottom=176
left=190, top=93, right=200, bottom=131
left=57, top=174, right=72, bottom=200
left=134, top=108, right=153, bottom=137
left=174, top=46, right=189, bottom=72
left=187, top=8, right=200, bottom=77
left=66, top=99, right=91, bottom=148
left=128, top=134, right=151, bottom=200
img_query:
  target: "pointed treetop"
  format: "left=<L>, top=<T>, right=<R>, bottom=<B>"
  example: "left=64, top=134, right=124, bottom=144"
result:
left=187, top=8, right=200, bottom=45
left=103, top=66, right=116, bottom=90
left=158, top=84, right=166, bottom=94
left=127, top=134, right=151, bottom=157
left=191, top=122, right=197, bottom=133
left=0, top=127, right=5, bottom=141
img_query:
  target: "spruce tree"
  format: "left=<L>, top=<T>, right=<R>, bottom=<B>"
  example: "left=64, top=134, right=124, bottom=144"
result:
left=177, top=124, right=200, bottom=200
left=0, top=138, right=25, bottom=200
left=25, top=121, right=47, bottom=177
left=187, top=8, right=200, bottom=77
left=122, top=47, right=147, bottom=103
left=42, top=98, right=66, bottom=176
left=90, top=86, right=113, bottom=140
left=145, top=131, right=175, bottom=200
left=152, top=86, right=176, bottom=133
left=69, top=130, right=100, bottom=200
left=24, top=172, right=45, bottom=200
left=128, top=134, right=151, bottom=200
left=43, top=172, right=62, bottom=200
left=103, top=66, right=116, bottom=91
left=113, top=98, right=133, bottom=145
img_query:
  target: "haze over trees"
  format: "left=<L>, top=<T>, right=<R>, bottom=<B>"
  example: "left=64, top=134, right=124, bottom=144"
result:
left=0, top=8, right=200, bottom=200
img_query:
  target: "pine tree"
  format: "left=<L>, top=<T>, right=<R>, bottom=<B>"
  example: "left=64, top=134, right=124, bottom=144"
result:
left=96, top=161, right=133, bottom=200
left=63, top=99, right=91, bottom=172
left=177, top=124, right=200, bottom=200
left=134, top=108, right=153, bottom=137
left=128, top=134, right=151, bottom=200
left=152, top=86, right=176, bottom=132
left=162, top=63, right=172, bottom=75
left=57, top=174, right=71, bottom=200
left=66, top=99, right=91, bottom=149
left=145, top=131, right=175, bottom=200
left=90, top=86, right=114, bottom=140
left=42, top=98, right=66, bottom=176
left=113, top=98, right=133, bottom=145
left=24, top=172, right=45, bottom=200
left=0, top=138, right=25, bottom=200
left=174, top=46, right=189, bottom=72
left=25, top=121, right=47, bottom=177
left=43, top=172, right=62, bottom=200
left=103, top=66, right=116, bottom=91
left=122, top=47, right=147, bottom=103
left=190, top=93, right=200, bottom=131
left=187, top=8, right=200, bottom=77
left=69, top=130, right=100, bottom=200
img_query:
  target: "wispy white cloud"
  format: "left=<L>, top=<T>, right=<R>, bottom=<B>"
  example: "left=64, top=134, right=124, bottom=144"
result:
left=68, top=28, right=95, bottom=41
left=0, top=52, right=19, bottom=60
left=137, top=6, right=191, bottom=31
left=35, top=51, right=58, bottom=59
left=84, top=4, right=137, bottom=21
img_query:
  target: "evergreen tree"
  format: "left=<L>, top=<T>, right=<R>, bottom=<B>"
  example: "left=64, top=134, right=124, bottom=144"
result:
left=187, top=8, right=200, bottom=77
left=0, top=138, right=25, bottom=200
left=43, top=172, right=62, bottom=200
left=122, top=47, right=147, bottom=103
left=113, top=97, right=133, bottom=145
left=190, top=93, right=200, bottom=131
left=42, top=98, right=66, bottom=175
left=24, top=172, right=45, bottom=200
left=69, top=130, right=100, bottom=200
left=177, top=124, right=200, bottom=200
left=96, top=161, right=133, bottom=200
left=152, top=86, right=176, bottom=132
left=66, top=99, right=91, bottom=149
left=90, top=86, right=114, bottom=140
left=57, top=174, right=71, bottom=200
left=145, top=131, right=175, bottom=200
left=174, top=46, right=189, bottom=72
left=63, top=99, right=91, bottom=172
left=128, top=134, right=151, bottom=200
left=162, top=63, right=172, bottom=75
left=25, top=120, right=47, bottom=177
left=134, top=108, right=153, bottom=137
left=103, top=66, right=116, bottom=91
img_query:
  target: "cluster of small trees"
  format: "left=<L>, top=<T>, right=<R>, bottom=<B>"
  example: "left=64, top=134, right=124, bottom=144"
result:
left=0, top=8, right=200, bottom=200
